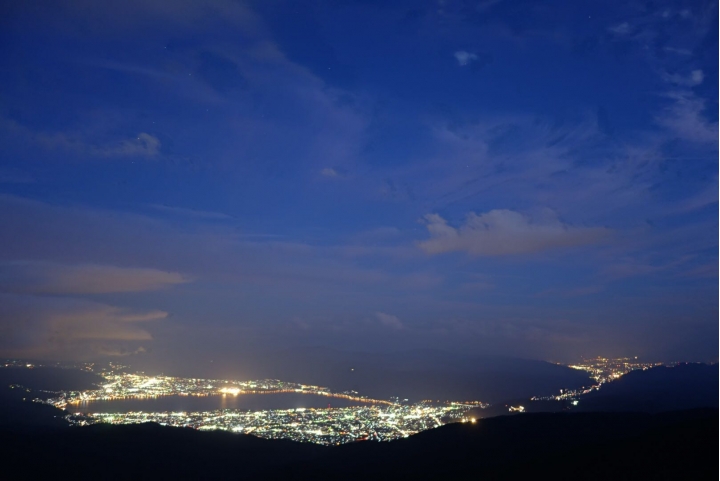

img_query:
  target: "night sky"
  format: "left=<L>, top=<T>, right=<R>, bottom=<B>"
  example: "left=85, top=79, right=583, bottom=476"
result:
left=0, top=0, right=717, bottom=365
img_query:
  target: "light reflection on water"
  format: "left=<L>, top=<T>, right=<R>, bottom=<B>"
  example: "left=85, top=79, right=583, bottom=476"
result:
left=76, top=393, right=367, bottom=413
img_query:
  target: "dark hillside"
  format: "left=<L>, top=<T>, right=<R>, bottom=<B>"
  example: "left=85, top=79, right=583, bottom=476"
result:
left=0, top=422, right=326, bottom=480
left=0, top=367, right=103, bottom=428
left=0, top=410, right=715, bottom=480
left=576, top=363, right=718, bottom=412
left=0, top=384, right=68, bottom=427
left=287, top=409, right=717, bottom=479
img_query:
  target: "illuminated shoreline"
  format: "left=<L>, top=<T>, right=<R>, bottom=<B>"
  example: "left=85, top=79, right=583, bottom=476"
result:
left=46, top=372, right=400, bottom=411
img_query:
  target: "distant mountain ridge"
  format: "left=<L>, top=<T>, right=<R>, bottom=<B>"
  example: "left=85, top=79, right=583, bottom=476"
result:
left=576, top=362, right=719, bottom=413
left=466, top=362, right=718, bottom=419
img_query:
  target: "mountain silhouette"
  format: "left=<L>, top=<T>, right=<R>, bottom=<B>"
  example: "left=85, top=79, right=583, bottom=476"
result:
left=576, top=363, right=718, bottom=413
left=0, top=409, right=715, bottom=480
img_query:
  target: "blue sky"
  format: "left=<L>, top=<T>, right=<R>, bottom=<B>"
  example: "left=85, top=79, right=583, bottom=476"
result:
left=0, top=0, right=717, bottom=364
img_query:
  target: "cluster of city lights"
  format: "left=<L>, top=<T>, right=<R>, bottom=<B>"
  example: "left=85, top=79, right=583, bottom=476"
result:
left=3, top=355, right=672, bottom=445
left=45, top=372, right=393, bottom=410
left=35, top=368, right=473, bottom=445
left=71, top=403, right=470, bottom=445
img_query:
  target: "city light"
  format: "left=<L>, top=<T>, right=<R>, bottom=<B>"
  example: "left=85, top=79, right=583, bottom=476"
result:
left=32, top=366, right=476, bottom=445
left=68, top=403, right=471, bottom=445
left=531, top=357, right=669, bottom=403
left=5, top=356, right=674, bottom=446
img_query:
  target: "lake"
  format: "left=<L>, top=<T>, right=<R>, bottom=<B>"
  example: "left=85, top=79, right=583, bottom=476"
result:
left=73, top=392, right=370, bottom=413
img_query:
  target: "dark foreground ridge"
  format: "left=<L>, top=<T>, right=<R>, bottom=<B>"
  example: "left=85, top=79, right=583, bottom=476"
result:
left=1, top=409, right=716, bottom=480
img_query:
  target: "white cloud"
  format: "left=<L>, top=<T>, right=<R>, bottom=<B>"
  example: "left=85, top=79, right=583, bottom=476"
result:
left=454, top=51, right=479, bottom=66
left=375, top=312, right=403, bottom=330
left=0, top=262, right=189, bottom=294
left=418, top=209, right=609, bottom=256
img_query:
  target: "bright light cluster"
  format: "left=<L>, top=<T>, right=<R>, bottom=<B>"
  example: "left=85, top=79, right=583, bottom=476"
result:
left=46, top=372, right=393, bottom=410
left=70, top=403, right=471, bottom=445
left=36, top=368, right=480, bottom=445
left=531, top=357, right=667, bottom=403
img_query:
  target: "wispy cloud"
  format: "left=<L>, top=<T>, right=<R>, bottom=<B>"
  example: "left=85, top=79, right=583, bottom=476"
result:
left=320, top=167, right=341, bottom=178
left=667, top=179, right=719, bottom=214
left=608, top=22, right=631, bottom=36
left=0, top=294, right=166, bottom=359
left=419, top=209, right=610, bottom=256
left=662, top=69, right=704, bottom=87
left=0, top=168, right=34, bottom=184
left=454, top=50, right=479, bottom=66
left=656, top=90, right=718, bottom=143
left=29, top=0, right=263, bottom=36
left=0, top=261, right=189, bottom=295
left=108, top=132, right=161, bottom=157
left=663, top=46, right=692, bottom=56
left=375, top=312, right=404, bottom=330
left=0, top=194, right=440, bottom=303
left=0, top=118, right=161, bottom=158
left=601, top=256, right=691, bottom=280
left=535, top=286, right=604, bottom=298
left=149, top=204, right=233, bottom=220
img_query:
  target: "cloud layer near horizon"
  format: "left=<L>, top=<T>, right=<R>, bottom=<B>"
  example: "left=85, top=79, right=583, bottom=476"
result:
left=0, top=294, right=166, bottom=359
